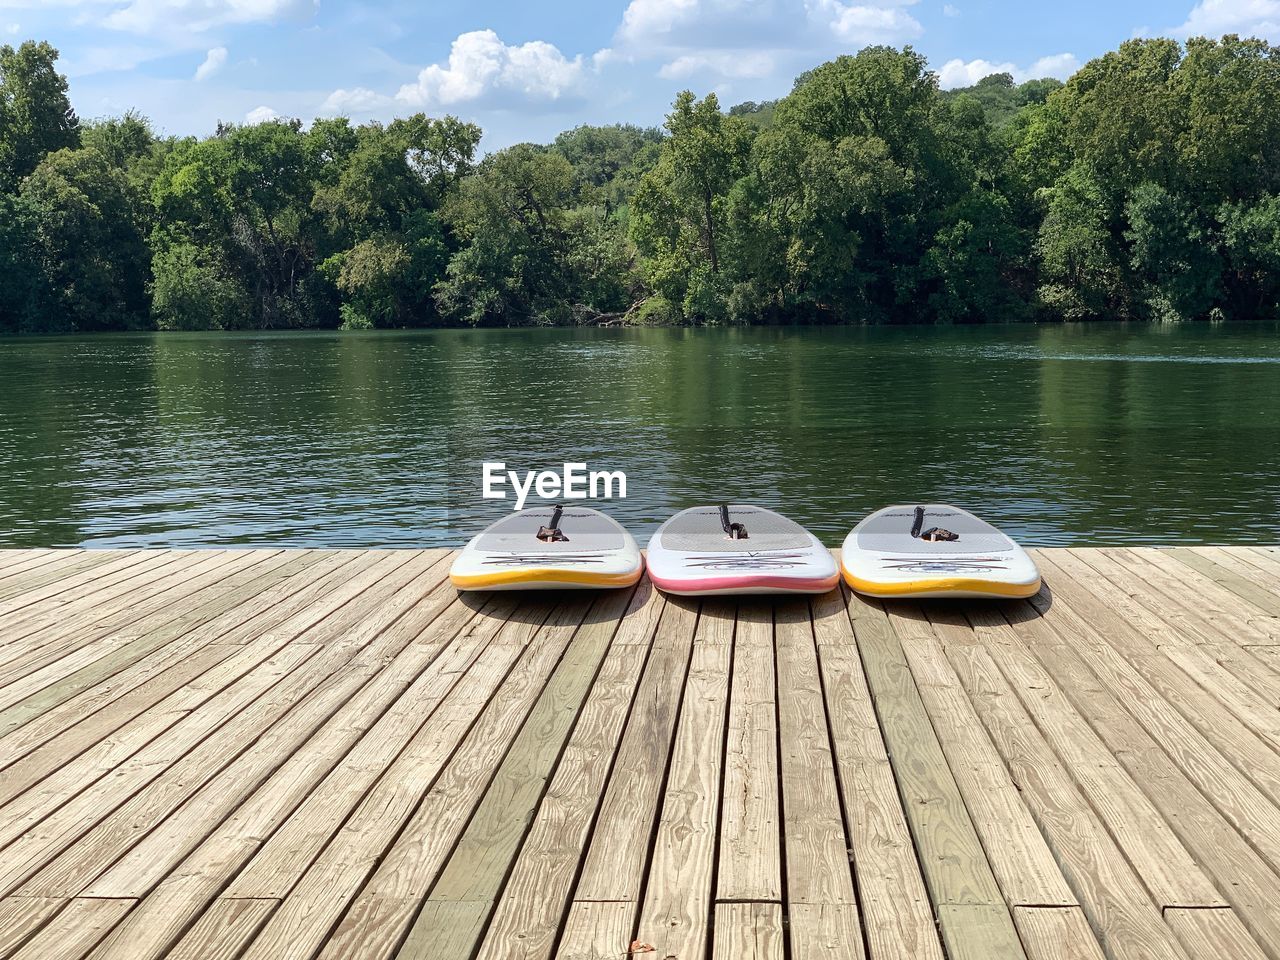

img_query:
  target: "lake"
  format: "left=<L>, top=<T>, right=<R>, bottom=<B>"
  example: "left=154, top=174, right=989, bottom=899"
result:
left=1, top=324, right=1279, bottom=548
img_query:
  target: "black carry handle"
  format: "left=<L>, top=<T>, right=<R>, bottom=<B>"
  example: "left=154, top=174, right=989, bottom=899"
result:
left=720, top=504, right=749, bottom=540
left=536, top=504, right=568, bottom=542
left=912, top=504, right=959, bottom=542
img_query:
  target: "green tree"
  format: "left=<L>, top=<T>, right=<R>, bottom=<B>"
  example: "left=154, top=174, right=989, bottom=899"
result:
left=20, top=147, right=150, bottom=331
left=436, top=143, right=632, bottom=325
left=436, top=144, right=577, bottom=324
left=312, top=115, right=479, bottom=326
left=1033, top=166, right=1124, bottom=319
left=1220, top=195, right=1280, bottom=318
left=151, top=242, right=250, bottom=330
left=553, top=123, right=663, bottom=211
left=0, top=192, right=39, bottom=332
left=151, top=119, right=321, bottom=328
left=941, top=73, right=1064, bottom=130
left=631, top=92, right=752, bottom=320
left=0, top=41, right=79, bottom=189
left=1124, top=182, right=1221, bottom=321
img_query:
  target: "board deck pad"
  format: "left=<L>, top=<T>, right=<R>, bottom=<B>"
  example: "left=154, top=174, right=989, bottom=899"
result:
left=451, top=506, right=643, bottom=591
left=841, top=504, right=1041, bottom=599
left=646, top=505, right=839, bottom=596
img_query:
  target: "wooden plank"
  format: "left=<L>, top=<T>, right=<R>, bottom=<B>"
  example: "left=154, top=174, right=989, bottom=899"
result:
left=0, top=552, right=268, bottom=712
left=1164, top=908, right=1271, bottom=960
left=570, top=598, right=699, bottom=902
left=844, top=594, right=1009, bottom=910
left=0, top=551, right=158, bottom=618
left=1112, top=548, right=1280, bottom=648
left=74, top=554, right=459, bottom=900
left=0, top=550, right=217, bottom=676
left=942, top=639, right=1195, bottom=960
left=0, top=548, right=1277, bottom=960
left=0, top=553, right=424, bottom=895
left=0, top=551, right=141, bottom=608
left=397, top=588, right=639, bottom=960
left=1023, top=581, right=1280, bottom=878
left=1198, top=546, right=1280, bottom=597
left=811, top=590, right=945, bottom=960
left=775, top=600, right=863, bottom=960
left=556, top=901, right=634, bottom=960
left=1167, top=548, right=1280, bottom=617
left=1061, top=549, right=1280, bottom=750
left=0, top=552, right=363, bottom=805
left=236, top=603, right=590, bottom=960
left=0, top=896, right=64, bottom=956
left=1012, top=907, right=1107, bottom=960
left=223, top=599, right=548, bottom=898
left=716, top=601, right=781, bottom=902
left=631, top=601, right=732, bottom=960
left=8, top=897, right=134, bottom=960
left=0, top=550, right=73, bottom=586
left=1242, top=547, right=1280, bottom=576
left=474, top=588, right=667, bottom=960
left=0, top=550, right=234, bottom=650
left=927, top=604, right=1223, bottom=910
left=85, top=595, right=517, bottom=960
left=972, top=604, right=1280, bottom=954
left=0, top=551, right=112, bottom=599
left=165, top=899, right=278, bottom=960
left=0, top=551, right=348, bottom=755
left=883, top=604, right=1075, bottom=910
left=1038, top=551, right=1280, bottom=808
left=932, top=904, right=1028, bottom=960
left=712, top=902, right=784, bottom=960
left=1099, top=549, right=1280, bottom=706
left=398, top=901, right=490, bottom=959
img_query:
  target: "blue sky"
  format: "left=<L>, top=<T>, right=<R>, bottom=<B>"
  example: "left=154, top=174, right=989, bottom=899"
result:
left=2, top=0, right=1277, bottom=147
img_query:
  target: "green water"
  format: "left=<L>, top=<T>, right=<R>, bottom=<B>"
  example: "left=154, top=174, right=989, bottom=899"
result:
left=1, top=324, right=1278, bottom=548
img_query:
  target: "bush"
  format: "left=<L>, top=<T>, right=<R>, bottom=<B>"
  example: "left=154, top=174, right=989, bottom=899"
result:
left=151, top=243, right=249, bottom=330
left=633, top=295, right=682, bottom=325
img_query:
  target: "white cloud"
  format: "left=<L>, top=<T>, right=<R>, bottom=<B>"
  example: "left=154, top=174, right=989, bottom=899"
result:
left=937, top=52, right=1080, bottom=89
left=827, top=4, right=923, bottom=42
left=1027, top=52, right=1080, bottom=77
left=618, top=0, right=700, bottom=42
left=610, top=0, right=924, bottom=85
left=4, top=22, right=18, bottom=34
left=244, top=104, right=279, bottom=124
left=943, top=3, right=960, bottom=16
left=805, top=0, right=923, bottom=44
left=396, top=29, right=585, bottom=108
left=321, top=86, right=393, bottom=115
left=193, top=45, right=226, bottom=81
left=659, top=50, right=775, bottom=79
left=1176, top=0, right=1280, bottom=39
left=63, top=42, right=162, bottom=77
left=103, top=0, right=317, bottom=34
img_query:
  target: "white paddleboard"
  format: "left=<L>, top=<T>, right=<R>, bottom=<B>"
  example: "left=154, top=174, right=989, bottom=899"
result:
left=646, top=505, right=839, bottom=596
left=841, top=504, right=1040, bottom=599
left=451, top=506, right=642, bottom=591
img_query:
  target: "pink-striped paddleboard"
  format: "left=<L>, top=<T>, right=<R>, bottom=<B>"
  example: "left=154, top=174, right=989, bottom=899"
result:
left=645, top=505, right=839, bottom=597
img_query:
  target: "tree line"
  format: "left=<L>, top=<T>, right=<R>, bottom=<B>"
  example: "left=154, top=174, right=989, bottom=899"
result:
left=1, top=35, right=1278, bottom=333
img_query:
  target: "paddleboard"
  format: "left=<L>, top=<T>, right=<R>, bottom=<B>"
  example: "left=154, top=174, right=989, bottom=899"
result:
left=646, top=505, right=839, bottom=596
left=841, top=504, right=1040, bottom=599
left=451, top=505, right=643, bottom=591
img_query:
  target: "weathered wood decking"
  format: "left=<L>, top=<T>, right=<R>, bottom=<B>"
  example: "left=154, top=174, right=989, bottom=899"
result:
left=1, top=546, right=1280, bottom=960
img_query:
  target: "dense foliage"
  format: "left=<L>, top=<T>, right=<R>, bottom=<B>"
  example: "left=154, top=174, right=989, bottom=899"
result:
left=2, top=35, right=1280, bottom=332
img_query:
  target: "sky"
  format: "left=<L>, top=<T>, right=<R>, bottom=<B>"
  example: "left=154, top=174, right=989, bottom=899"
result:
left=2, top=0, right=1278, bottom=148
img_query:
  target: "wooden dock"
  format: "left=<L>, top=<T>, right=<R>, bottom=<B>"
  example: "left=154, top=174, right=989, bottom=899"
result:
left=1, top=546, right=1280, bottom=960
